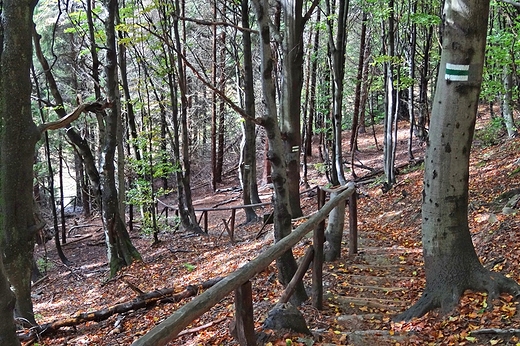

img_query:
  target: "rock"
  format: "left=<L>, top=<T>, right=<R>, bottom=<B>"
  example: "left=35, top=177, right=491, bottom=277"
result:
left=263, top=302, right=311, bottom=335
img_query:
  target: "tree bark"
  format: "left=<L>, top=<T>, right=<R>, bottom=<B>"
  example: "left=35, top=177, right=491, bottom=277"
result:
left=323, top=0, right=349, bottom=262
left=251, top=0, right=308, bottom=305
left=240, top=0, right=260, bottom=222
left=102, top=0, right=141, bottom=277
left=0, top=0, right=40, bottom=326
left=280, top=0, right=305, bottom=218
left=397, top=0, right=520, bottom=321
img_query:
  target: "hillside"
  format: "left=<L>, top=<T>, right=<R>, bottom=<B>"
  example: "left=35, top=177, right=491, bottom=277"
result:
left=30, top=114, right=520, bottom=346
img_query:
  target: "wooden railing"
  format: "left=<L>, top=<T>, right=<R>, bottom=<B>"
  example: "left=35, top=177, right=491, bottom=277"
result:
left=132, top=182, right=356, bottom=346
left=156, top=199, right=271, bottom=241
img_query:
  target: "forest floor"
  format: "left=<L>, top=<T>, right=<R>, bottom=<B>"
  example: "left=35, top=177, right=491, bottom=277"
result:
left=30, top=111, right=520, bottom=346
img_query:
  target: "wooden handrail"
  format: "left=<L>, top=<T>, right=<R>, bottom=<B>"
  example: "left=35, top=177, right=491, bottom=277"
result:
left=156, top=198, right=271, bottom=212
left=131, top=182, right=355, bottom=346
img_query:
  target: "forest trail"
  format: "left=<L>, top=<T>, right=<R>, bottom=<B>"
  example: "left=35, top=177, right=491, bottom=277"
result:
left=30, top=114, right=520, bottom=345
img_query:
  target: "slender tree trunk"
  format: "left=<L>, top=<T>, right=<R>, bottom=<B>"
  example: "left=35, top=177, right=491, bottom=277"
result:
left=501, top=67, right=518, bottom=137
left=173, top=0, right=203, bottom=233
left=408, top=0, right=417, bottom=160
left=211, top=1, right=219, bottom=189
left=241, top=0, right=259, bottom=221
left=417, top=25, right=433, bottom=141
left=383, top=0, right=396, bottom=189
left=350, top=12, right=367, bottom=153
left=398, top=0, right=520, bottom=320
left=216, top=6, right=227, bottom=185
left=304, top=9, right=320, bottom=158
left=324, top=0, right=349, bottom=262
left=102, top=0, right=141, bottom=277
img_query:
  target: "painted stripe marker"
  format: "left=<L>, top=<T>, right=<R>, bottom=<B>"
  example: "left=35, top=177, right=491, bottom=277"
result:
left=445, top=63, right=469, bottom=81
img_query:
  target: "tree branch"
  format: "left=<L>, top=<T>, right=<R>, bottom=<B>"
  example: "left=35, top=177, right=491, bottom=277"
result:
left=174, top=14, right=258, bottom=34
left=498, top=0, right=520, bottom=9
left=37, top=101, right=112, bottom=133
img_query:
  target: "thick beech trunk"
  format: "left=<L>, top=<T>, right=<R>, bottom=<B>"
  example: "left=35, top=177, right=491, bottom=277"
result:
left=252, top=0, right=308, bottom=304
left=397, top=0, right=520, bottom=320
left=280, top=0, right=305, bottom=218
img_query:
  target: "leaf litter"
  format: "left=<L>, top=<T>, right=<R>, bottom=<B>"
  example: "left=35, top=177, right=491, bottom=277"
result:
left=30, top=113, right=520, bottom=345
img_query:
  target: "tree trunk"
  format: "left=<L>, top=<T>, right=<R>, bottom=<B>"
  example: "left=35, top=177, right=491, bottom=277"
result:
left=0, top=258, right=19, bottom=346
left=350, top=12, right=367, bottom=153
left=397, top=0, right=520, bottom=321
left=280, top=0, right=305, bottom=218
left=501, top=67, right=518, bottom=138
left=383, top=0, right=396, bottom=189
left=407, top=0, right=417, bottom=160
left=102, top=0, right=141, bottom=277
left=304, top=9, right=320, bottom=158
left=0, top=0, right=40, bottom=326
left=240, top=0, right=259, bottom=221
left=323, top=0, right=349, bottom=262
left=326, top=0, right=349, bottom=187
left=252, top=0, right=308, bottom=305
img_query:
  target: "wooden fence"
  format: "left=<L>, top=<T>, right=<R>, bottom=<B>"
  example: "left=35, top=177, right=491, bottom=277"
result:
left=132, top=182, right=357, bottom=346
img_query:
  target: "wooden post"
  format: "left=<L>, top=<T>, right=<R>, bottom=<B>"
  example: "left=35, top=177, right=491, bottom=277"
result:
left=204, top=211, right=208, bottom=233
left=230, top=209, right=236, bottom=241
left=312, top=188, right=326, bottom=309
left=278, top=246, right=314, bottom=304
left=233, top=281, right=256, bottom=346
left=348, top=190, right=358, bottom=255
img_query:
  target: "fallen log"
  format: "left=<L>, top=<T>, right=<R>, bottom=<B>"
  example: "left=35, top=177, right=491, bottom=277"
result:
left=19, top=277, right=222, bottom=342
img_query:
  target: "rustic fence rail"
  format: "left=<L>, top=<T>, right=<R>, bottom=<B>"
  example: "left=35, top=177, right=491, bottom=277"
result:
left=132, top=182, right=356, bottom=346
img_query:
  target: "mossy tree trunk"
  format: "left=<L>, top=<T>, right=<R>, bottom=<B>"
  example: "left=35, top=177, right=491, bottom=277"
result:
left=0, top=0, right=40, bottom=327
left=397, top=0, right=520, bottom=320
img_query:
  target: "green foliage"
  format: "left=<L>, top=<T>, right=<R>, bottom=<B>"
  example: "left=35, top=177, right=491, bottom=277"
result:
left=182, top=263, right=196, bottom=272
left=410, top=13, right=441, bottom=26
left=36, top=257, right=53, bottom=273
left=313, top=162, right=328, bottom=175
left=126, top=125, right=177, bottom=235
left=474, top=117, right=504, bottom=147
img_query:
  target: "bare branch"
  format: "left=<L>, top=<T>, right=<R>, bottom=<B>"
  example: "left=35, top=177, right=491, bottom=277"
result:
left=174, top=14, right=258, bottom=34
left=37, top=101, right=112, bottom=133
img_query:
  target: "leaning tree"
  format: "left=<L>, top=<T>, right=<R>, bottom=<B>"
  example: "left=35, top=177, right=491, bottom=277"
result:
left=397, top=0, right=520, bottom=320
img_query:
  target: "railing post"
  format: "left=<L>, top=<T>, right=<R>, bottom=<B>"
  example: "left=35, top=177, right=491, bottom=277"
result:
left=348, top=190, right=358, bottom=255
left=312, top=187, right=326, bottom=310
left=233, top=280, right=256, bottom=346
left=204, top=211, right=208, bottom=233
left=230, top=209, right=236, bottom=240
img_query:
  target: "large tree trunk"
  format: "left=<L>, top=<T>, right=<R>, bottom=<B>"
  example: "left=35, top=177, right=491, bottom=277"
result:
left=397, top=0, right=520, bottom=320
left=102, top=0, right=141, bottom=277
left=252, top=0, right=308, bottom=305
left=280, top=0, right=305, bottom=218
left=0, top=0, right=40, bottom=326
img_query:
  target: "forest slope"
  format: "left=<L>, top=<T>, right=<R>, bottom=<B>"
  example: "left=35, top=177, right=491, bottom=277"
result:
left=31, top=113, right=520, bottom=345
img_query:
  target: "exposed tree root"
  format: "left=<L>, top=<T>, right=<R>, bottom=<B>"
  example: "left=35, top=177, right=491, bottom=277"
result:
left=396, top=269, right=520, bottom=321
